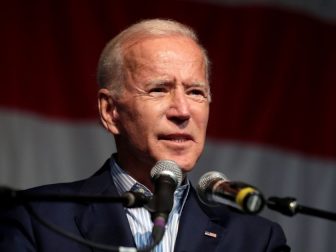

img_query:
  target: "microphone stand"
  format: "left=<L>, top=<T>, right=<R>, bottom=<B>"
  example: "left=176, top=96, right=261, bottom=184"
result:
left=267, top=196, right=336, bottom=221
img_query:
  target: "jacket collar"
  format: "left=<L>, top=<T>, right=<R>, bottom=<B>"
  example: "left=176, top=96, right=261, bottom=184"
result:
left=74, top=159, right=135, bottom=251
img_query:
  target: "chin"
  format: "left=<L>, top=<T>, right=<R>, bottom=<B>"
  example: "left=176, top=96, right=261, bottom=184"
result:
left=172, top=158, right=197, bottom=173
left=153, top=151, right=200, bottom=172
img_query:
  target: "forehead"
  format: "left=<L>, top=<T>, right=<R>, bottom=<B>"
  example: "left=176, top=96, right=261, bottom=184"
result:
left=124, top=35, right=203, bottom=62
left=122, top=36, right=206, bottom=80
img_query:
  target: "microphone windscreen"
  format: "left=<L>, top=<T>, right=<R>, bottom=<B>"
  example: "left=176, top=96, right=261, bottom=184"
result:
left=197, top=171, right=228, bottom=191
left=150, top=160, right=183, bottom=186
left=197, top=171, right=228, bottom=206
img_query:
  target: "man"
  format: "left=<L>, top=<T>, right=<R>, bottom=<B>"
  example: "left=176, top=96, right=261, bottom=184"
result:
left=0, top=19, right=290, bottom=251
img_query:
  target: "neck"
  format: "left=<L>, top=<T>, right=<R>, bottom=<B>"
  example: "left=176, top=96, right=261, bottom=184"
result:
left=113, top=153, right=155, bottom=192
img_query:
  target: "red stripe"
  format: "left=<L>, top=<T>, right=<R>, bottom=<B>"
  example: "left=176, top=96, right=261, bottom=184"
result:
left=1, top=1, right=336, bottom=158
left=206, top=7, right=336, bottom=159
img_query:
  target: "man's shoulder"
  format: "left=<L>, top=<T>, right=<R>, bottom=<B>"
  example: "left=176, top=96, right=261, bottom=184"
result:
left=0, top=158, right=113, bottom=219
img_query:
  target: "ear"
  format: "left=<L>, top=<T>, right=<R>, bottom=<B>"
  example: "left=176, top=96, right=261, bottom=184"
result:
left=98, top=88, right=121, bottom=135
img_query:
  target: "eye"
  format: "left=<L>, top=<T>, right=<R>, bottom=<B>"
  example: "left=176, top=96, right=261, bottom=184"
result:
left=148, top=86, right=169, bottom=97
left=149, top=87, right=167, bottom=93
left=188, top=88, right=207, bottom=99
left=190, top=89, right=205, bottom=96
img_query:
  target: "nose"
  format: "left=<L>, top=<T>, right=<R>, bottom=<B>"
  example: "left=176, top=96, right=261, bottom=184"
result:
left=166, top=88, right=191, bottom=124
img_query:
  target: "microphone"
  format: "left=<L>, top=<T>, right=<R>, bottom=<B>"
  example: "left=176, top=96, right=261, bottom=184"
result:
left=197, top=171, right=265, bottom=214
left=148, top=160, right=183, bottom=244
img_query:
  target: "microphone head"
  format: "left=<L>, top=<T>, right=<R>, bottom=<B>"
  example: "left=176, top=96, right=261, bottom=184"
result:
left=150, top=160, right=183, bottom=187
left=197, top=171, right=228, bottom=206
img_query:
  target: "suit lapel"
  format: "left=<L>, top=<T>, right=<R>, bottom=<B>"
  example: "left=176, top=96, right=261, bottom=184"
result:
left=174, top=187, right=227, bottom=252
left=74, top=160, right=135, bottom=252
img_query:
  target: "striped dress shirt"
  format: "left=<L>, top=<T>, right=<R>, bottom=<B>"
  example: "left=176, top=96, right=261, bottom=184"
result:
left=110, top=157, right=190, bottom=252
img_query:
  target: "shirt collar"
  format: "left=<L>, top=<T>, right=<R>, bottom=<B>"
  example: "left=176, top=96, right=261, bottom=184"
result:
left=109, top=155, right=189, bottom=200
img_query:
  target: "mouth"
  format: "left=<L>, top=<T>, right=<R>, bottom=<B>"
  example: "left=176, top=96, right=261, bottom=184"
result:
left=158, top=133, right=194, bottom=142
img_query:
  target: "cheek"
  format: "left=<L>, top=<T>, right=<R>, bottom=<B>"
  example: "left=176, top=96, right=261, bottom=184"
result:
left=122, top=105, right=159, bottom=137
left=194, top=107, right=209, bottom=130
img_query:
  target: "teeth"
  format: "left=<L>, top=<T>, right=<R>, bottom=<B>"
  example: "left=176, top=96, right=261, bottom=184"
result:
left=171, top=138, right=187, bottom=142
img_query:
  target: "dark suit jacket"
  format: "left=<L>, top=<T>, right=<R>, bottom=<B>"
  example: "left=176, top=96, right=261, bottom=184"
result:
left=0, top=159, right=290, bottom=251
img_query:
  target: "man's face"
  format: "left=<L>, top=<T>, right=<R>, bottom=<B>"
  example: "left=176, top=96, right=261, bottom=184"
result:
left=109, top=36, right=210, bottom=172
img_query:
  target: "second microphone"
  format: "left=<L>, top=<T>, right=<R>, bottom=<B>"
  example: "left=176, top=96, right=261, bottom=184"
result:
left=197, top=171, right=265, bottom=214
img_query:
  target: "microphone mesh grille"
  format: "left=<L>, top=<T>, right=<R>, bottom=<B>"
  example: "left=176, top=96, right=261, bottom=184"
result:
left=150, top=160, right=183, bottom=186
left=198, top=171, right=228, bottom=191
left=197, top=171, right=228, bottom=206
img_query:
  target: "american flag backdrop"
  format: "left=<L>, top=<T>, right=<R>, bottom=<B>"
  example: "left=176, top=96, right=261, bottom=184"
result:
left=1, top=0, right=336, bottom=251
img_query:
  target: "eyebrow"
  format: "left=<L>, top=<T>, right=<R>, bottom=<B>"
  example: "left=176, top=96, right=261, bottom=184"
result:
left=145, top=79, right=173, bottom=87
left=184, top=82, right=208, bottom=88
left=145, top=79, right=209, bottom=90
left=148, top=79, right=207, bottom=85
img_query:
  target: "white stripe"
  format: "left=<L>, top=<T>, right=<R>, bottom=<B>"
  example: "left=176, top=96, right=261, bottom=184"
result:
left=0, top=109, right=116, bottom=189
left=119, top=247, right=137, bottom=252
